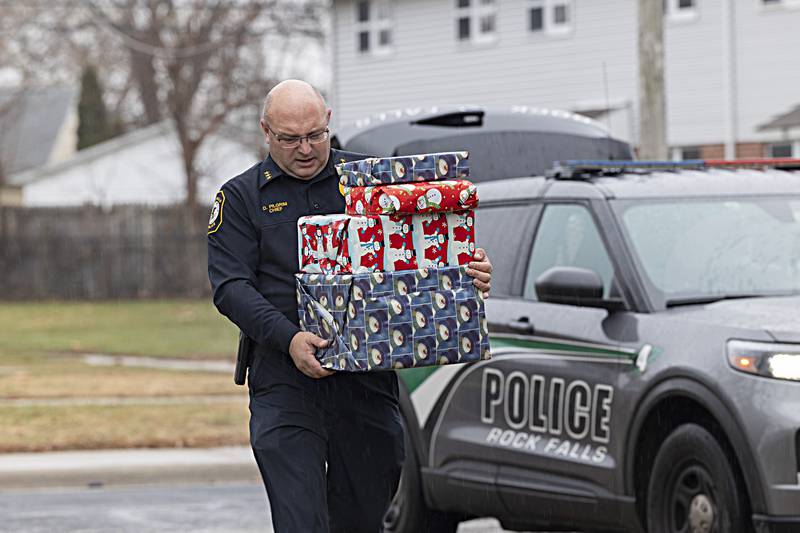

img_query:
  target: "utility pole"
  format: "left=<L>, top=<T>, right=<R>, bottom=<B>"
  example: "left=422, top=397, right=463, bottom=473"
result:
left=638, top=0, right=667, bottom=160
left=721, top=0, right=738, bottom=159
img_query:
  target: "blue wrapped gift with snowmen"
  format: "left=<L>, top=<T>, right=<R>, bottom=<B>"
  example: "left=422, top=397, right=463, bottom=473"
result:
left=336, top=151, right=470, bottom=188
left=295, top=265, right=491, bottom=371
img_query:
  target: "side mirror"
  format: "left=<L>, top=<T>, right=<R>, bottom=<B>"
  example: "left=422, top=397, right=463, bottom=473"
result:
left=534, top=266, right=624, bottom=310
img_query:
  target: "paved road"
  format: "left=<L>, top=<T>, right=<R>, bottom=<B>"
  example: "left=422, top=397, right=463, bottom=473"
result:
left=0, top=482, right=268, bottom=533
left=0, top=447, right=552, bottom=532
left=0, top=482, right=531, bottom=533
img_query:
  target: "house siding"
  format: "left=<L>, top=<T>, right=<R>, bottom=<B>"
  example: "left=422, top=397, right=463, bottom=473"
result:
left=734, top=1, right=800, bottom=143
left=331, top=0, right=800, bottom=148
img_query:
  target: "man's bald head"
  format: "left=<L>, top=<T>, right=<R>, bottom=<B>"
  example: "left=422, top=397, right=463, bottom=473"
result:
left=259, top=79, right=332, bottom=180
left=262, top=80, right=326, bottom=124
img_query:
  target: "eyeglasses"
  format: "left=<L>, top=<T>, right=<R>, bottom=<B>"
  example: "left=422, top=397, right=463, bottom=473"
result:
left=267, top=126, right=330, bottom=148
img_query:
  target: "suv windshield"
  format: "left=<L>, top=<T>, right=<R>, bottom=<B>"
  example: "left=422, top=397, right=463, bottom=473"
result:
left=612, top=196, right=800, bottom=306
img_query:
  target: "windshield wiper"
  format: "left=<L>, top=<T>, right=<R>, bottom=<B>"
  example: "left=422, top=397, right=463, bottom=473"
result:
left=665, top=294, right=766, bottom=308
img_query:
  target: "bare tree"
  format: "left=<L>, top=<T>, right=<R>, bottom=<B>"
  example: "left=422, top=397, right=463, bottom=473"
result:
left=85, top=0, right=326, bottom=211
left=0, top=94, right=23, bottom=189
left=1, top=0, right=326, bottom=211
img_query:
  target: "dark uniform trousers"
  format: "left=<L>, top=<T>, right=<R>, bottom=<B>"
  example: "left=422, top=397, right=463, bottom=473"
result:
left=208, top=150, right=405, bottom=532
left=249, top=347, right=405, bottom=533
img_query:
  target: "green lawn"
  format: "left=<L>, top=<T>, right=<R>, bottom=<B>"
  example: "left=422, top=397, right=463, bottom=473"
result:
left=0, top=300, right=239, bottom=358
left=0, top=300, right=248, bottom=452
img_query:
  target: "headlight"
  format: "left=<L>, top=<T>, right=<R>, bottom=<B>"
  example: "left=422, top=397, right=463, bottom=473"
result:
left=727, top=340, right=800, bottom=382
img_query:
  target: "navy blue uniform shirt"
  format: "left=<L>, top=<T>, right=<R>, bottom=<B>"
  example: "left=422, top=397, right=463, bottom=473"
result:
left=207, top=148, right=365, bottom=354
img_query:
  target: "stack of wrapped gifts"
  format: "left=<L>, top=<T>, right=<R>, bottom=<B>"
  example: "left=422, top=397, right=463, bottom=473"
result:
left=295, top=152, right=491, bottom=372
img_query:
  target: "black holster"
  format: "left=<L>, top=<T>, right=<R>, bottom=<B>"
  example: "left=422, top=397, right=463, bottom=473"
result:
left=234, top=331, right=253, bottom=386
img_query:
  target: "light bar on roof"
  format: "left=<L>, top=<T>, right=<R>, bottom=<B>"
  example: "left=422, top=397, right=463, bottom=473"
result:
left=702, top=158, right=800, bottom=167
left=561, top=160, right=703, bottom=169
left=551, top=158, right=800, bottom=178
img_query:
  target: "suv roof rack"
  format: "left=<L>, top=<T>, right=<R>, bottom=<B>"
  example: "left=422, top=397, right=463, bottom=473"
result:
left=548, top=158, right=800, bottom=179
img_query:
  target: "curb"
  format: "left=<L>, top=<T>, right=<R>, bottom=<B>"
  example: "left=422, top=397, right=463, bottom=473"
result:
left=0, top=446, right=260, bottom=491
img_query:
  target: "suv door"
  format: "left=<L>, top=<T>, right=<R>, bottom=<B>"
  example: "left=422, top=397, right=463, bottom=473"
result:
left=423, top=200, right=644, bottom=530
left=487, top=201, right=642, bottom=526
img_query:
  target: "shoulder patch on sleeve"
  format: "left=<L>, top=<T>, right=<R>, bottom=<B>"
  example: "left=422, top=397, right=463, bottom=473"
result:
left=208, top=190, right=225, bottom=234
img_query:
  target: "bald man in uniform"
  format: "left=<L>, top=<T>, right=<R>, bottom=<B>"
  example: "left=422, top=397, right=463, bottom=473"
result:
left=207, top=80, right=493, bottom=533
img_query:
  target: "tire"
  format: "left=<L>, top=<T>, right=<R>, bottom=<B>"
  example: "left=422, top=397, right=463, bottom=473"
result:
left=383, top=422, right=459, bottom=533
left=646, top=423, right=750, bottom=533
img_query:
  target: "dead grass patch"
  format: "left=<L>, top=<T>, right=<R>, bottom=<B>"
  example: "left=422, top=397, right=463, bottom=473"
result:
left=0, top=402, right=250, bottom=453
left=0, top=352, right=241, bottom=399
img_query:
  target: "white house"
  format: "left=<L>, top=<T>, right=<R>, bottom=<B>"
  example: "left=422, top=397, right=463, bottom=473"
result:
left=12, top=121, right=260, bottom=208
left=329, top=0, right=800, bottom=159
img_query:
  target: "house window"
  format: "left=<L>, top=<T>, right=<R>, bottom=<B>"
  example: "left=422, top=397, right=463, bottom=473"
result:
left=675, top=146, right=702, bottom=160
left=760, top=0, right=800, bottom=7
left=357, top=0, right=370, bottom=21
left=769, top=143, right=794, bottom=158
left=529, top=0, right=573, bottom=35
left=553, top=3, right=568, bottom=23
left=456, top=0, right=498, bottom=44
left=664, top=0, right=698, bottom=20
left=458, top=16, right=471, bottom=39
left=358, top=31, right=369, bottom=52
left=356, top=0, right=393, bottom=55
left=530, top=6, right=544, bottom=30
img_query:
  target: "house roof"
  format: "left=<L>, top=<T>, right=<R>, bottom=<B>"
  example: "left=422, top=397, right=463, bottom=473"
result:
left=17, top=119, right=262, bottom=207
left=8, top=119, right=258, bottom=186
left=758, top=104, right=800, bottom=131
left=0, top=86, right=77, bottom=178
left=8, top=121, right=173, bottom=187
left=10, top=119, right=261, bottom=188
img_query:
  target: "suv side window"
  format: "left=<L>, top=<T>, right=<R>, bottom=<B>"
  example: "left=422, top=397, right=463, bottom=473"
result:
left=474, top=204, right=535, bottom=297
left=523, top=203, right=614, bottom=300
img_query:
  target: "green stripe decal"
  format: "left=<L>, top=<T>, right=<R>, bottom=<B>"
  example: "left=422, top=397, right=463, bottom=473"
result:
left=399, top=337, right=634, bottom=394
left=490, top=337, right=636, bottom=359
left=399, top=366, right=440, bottom=393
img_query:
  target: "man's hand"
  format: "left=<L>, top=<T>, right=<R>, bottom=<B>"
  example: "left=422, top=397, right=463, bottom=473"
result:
left=289, top=332, right=334, bottom=379
left=467, top=247, right=493, bottom=299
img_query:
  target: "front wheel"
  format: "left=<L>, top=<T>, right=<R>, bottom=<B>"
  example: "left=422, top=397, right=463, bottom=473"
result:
left=383, top=422, right=459, bottom=533
left=646, top=423, right=750, bottom=533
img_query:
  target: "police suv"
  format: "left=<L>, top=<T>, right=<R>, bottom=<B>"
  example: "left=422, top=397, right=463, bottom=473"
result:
left=382, top=160, right=800, bottom=533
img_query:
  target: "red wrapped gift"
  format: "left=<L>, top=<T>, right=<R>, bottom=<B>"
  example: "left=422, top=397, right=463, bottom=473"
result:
left=385, top=215, right=418, bottom=270
left=298, top=211, right=475, bottom=274
left=343, top=180, right=478, bottom=216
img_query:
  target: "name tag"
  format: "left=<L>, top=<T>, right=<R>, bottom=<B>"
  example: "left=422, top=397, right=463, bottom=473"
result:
left=264, top=201, right=288, bottom=214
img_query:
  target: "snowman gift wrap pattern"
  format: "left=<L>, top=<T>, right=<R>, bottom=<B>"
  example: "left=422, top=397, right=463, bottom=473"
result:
left=294, top=151, right=491, bottom=372
left=297, top=211, right=476, bottom=274
left=296, top=266, right=490, bottom=371
left=342, top=180, right=479, bottom=216
left=336, top=151, right=469, bottom=187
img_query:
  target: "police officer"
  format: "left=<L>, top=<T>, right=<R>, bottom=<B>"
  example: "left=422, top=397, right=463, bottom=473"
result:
left=207, top=80, right=493, bottom=533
